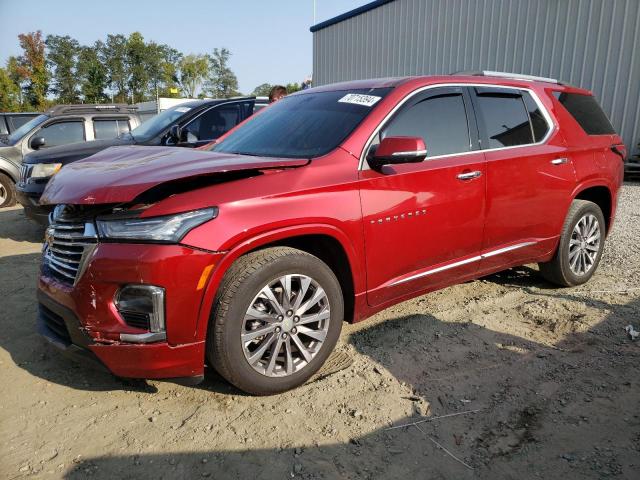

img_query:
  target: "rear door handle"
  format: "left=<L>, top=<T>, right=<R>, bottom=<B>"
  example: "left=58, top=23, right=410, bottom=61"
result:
left=457, top=170, right=482, bottom=180
left=550, top=158, right=568, bottom=165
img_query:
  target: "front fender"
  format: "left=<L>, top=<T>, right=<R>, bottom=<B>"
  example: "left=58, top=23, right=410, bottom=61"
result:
left=0, top=156, right=19, bottom=181
left=191, top=223, right=364, bottom=341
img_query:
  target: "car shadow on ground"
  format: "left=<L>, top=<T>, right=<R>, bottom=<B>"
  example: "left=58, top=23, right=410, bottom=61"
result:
left=55, top=295, right=639, bottom=479
left=0, top=207, right=45, bottom=243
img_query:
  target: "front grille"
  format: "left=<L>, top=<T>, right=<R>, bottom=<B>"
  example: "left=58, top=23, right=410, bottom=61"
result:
left=19, top=164, right=33, bottom=184
left=120, top=311, right=151, bottom=330
left=39, top=304, right=71, bottom=343
left=43, top=221, right=98, bottom=285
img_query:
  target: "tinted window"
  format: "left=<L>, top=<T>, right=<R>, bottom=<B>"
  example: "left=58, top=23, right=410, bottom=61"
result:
left=0, top=117, right=7, bottom=136
left=553, top=92, right=615, bottom=135
left=476, top=89, right=533, bottom=148
left=184, top=103, right=242, bottom=142
left=212, top=88, right=391, bottom=158
left=93, top=119, right=130, bottom=140
left=36, top=121, right=84, bottom=148
left=522, top=93, right=550, bottom=142
left=381, top=93, right=470, bottom=157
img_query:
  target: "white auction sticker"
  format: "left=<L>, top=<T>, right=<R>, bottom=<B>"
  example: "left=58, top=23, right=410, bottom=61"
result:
left=338, top=93, right=382, bottom=107
left=174, top=107, right=192, bottom=113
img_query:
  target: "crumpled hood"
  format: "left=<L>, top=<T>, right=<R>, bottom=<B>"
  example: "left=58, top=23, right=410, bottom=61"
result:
left=41, top=145, right=308, bottom=205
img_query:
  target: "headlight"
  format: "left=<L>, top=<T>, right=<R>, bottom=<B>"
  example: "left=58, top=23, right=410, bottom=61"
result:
left=96, top=207, right=217, bottom=242
left=30, top=163, right=62, bottom=179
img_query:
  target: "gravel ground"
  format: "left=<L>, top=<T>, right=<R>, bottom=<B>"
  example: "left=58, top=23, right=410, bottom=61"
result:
left=1, top=182, right=639, bottom=479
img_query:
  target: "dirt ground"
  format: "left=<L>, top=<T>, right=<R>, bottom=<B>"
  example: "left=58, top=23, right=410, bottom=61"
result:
left=1, top=183, right=639, bottom=480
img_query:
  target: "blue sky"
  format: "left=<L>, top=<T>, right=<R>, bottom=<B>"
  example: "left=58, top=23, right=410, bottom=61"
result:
left=0, top=0, right=367, bottom=94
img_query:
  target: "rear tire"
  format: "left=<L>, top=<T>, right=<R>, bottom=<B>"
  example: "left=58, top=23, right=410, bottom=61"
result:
left=539, top=199, right=606, bottom=287
left=0, top=173, right=16, bottom=208
left=207, top=247, right=344, bottom=395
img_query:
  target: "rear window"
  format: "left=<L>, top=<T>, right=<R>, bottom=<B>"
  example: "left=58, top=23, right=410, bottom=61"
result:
left=93, top=119, right=131, bottom=140
left=553, top=92, right=615, bottom=135
left=475, top=89, right=534, bottom=148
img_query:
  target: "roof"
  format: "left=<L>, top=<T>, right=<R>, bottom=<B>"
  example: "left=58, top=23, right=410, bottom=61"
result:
left=310, top=0, right=395, bottom=33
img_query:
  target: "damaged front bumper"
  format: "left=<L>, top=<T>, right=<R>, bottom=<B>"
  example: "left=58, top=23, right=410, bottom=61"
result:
left=37, top=242, right=224, bottom=384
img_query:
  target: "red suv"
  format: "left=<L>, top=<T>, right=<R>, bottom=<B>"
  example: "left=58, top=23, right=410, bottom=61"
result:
left=37, top=72, right=625, bottom=395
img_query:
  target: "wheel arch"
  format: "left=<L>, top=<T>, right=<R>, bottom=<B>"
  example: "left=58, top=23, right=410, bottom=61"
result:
left=0, top=156, right=19, bottom=182
left=195, top=224, right=363, bottom=341
left=573, top=184, right=613, bottom=233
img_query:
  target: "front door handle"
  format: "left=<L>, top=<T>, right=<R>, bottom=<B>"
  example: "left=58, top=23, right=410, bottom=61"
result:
left=550, top=157, right=568, bottom=165
left=457, top=170, right=482, bottom=180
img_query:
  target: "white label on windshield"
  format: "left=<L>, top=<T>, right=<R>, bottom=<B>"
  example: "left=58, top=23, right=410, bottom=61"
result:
left=174, top=107, right=191, bottom=113
left=338, top=93, right=382, bottom=107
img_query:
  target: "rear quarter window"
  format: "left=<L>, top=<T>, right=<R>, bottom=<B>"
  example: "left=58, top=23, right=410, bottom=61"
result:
left=553, top=92, right=615, bottom=135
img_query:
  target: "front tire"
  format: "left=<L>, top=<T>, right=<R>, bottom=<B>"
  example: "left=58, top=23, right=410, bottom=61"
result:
left=207, top=247, right=344, bottom=395
left=539, top=199, right=606, bottom=287
left=0, top=173, right=16, bottom=208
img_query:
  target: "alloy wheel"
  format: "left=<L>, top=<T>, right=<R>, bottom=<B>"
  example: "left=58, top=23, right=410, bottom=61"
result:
left=241, top=274, right=331, bottom=377
left=568, top=213, right=601, bottom=276
left=0, top=183, right=7, bottom=205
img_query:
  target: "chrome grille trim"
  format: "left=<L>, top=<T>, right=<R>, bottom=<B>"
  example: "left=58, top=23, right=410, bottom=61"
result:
left=43, top=220, right=98, bottom=285
left=19, top=164, right=33, bottom=184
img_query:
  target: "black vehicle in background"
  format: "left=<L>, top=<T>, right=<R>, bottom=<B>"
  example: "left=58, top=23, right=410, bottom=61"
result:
left=0, top=112, right=39, bottom=141
left=16, top=97, right=266, bottom=223
left=0, top=104, right=141, bottom=208
left=624, top=140, right=640, bottom=178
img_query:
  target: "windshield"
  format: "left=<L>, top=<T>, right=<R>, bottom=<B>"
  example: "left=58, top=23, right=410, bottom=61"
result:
left=211, top=88, right=392, bottom=158
left=130, top=104, right=195, bottom=142
left=6, top=114, right=48, bottom=146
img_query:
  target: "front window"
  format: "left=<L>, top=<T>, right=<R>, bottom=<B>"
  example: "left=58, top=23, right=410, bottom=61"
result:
left=212, top=88, right=392, bottom=158
left=130, top=104, right=194, bottom=142
left=6, top=114, right=48, bottom=146
left=183, top=103, right=245, bottom=143
left=35, top=120, right=85, bottom=148
left=380, top=90, right=471, bottom=157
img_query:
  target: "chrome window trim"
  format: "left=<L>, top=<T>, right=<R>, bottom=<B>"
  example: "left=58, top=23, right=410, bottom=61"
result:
left=358, top=83, right=556, bottom=170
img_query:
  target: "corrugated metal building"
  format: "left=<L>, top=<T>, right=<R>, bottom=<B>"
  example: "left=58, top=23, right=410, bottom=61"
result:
left=311, top=0, right=640, bottom=151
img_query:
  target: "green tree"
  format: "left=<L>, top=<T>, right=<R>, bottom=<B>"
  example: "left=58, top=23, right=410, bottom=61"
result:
left=6, top=56, right=26, bottom=108
left=15, top=31, right=48, bottom=109
left=0, top=67, right=21, bottom=111
left=251, top=83, right=272, bottom=96
left=46, top=34, right=80, bottom=103
left=77, top=42, right=108, bottom=103
left=102, top=34, right=128, bottom=103
left=158, top=46, right=182, bottom=97
left=126, top=32, right=150, bottom=103
left=285, top=82, right=301, bottom=94
left=180, top=54, right=209, bottom=98
left=205, top=48, right=239, bottom=98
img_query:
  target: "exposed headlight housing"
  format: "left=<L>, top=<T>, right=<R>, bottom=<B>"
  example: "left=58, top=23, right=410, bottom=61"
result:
left=116, top=285, right=166, bottom=343
left=30, top=163, right=62, bottom=179
left=96, top=208, right=217, bottom=243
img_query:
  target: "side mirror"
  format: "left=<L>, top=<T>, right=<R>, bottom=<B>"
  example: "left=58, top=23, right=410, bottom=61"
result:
left=30, top=136, right=46, bottom=150
left=168, top=124, right=187, bottom=144
left=367, top=136, right=427, bottom=171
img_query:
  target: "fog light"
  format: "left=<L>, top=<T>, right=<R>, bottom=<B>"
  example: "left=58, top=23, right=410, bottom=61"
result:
left=115, top=285, right=165, bottom=342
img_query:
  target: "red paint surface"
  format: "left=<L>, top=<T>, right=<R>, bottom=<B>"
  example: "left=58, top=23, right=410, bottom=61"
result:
left=38, top=76, right=624, bottom=380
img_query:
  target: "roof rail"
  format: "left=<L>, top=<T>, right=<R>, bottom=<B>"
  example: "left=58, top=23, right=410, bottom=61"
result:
left=451, top=70, right=561, bottom=84
left=46, top=104, right=139, bottom=115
